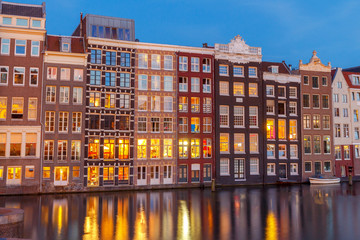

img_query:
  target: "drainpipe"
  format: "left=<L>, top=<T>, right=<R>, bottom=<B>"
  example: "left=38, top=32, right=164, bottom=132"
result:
left=39, top=40, right=46, bottom=193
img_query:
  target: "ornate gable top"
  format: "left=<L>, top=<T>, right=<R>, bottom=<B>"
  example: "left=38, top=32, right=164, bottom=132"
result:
left=299, top=50, right=331, bottom=72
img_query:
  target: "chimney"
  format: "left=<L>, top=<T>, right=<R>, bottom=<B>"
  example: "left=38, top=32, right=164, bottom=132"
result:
left=80, top=12, right=83, bottom=37
left=203, top=43, right=208, bottom=48
left=289, top=64, right=292, bottom=71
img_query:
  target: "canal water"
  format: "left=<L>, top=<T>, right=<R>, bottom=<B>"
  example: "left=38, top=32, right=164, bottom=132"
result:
left=0, top=183, right=359, bottom=240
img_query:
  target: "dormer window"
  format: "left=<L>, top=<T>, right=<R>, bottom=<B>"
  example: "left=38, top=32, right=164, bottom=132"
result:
left=3, top=17, right=12, bottom=25
left=269, top=66, right=279, bottom=73
left=353, top=76, right=360, bottom=85
left=62, top=43, right=70, bottom=52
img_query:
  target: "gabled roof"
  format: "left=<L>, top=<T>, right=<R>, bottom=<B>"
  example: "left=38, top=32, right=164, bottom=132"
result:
left=0, top=1, right=45, bottom=18
left=343, top=66, right=360, bottom=73
left=342, top=71, right=360, bottom=89
left=46, top=35, right=85, bottom=54
left=262, top=61, right=291, bottom=74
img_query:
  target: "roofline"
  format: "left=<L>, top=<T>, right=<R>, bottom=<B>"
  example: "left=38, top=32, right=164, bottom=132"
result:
left=84, top=13, right=135, bottom=23
left=47, top=34, right=84, bottom=39
left=1, top=1, right=44, bottom=8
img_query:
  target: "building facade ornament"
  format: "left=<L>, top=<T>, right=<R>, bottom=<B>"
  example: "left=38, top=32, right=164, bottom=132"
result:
left=299, top=50, right=331, bottom=72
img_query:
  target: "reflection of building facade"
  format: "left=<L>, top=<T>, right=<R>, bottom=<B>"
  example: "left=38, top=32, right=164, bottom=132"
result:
left=73, top=15, right=135, bottom=188
left=0, top=1, right=46, bottom=193
left=214, top=36, right=264, bottom=185
left=42, top=35, right=87, bottom=191
left=297, top=51, right=334, bottom=180
left=332, top=67, right=360, bottom=177
left=177, top=48, right=215, bottom=185
left=134, top=45, right=177, bottom=186
left=262, top=62, right=302, bottom=183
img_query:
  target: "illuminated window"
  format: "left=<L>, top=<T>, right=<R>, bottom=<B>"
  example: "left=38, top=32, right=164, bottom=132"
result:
left=138, top=117, right=147, bottom=132
left=72, top=112, right=81, bottom=133
left=88, top=137, right=100, bottom=159
left=164, top=139, right=173, bottom=158
left=191, top=139, right=200, bottom=158
left=249, top=106, right=258, bottom=127
left=203, top=139, right=212, bottom=158
left=25, top=133, right=36, bottom=156
left=164, top=118, right=173, bottom=132
left=150, top=139, right=160, bottom=159
left=0, top=97, right=5, bottom=120
left=87, top=166, right=99, bottom=186
left=137, top=139, right=147, bottom=159
left=118, top=166, right=129, bottom=181
left=220, top=133, right=229, bottom=153
left=60, top=68, right=70, bottom=80
left=44, top=140, right=54, bottom=161
left=234, top=133, right=245, bottom=153
left=138, top=95, right=148, bottom=111
left=344, top=145, right=350, bottom=159
left=60, top=86, right=69, bottom=104
left=191, top=57, right=200, bottom=72
left=179, top=139, right=189, bottom=158
left=28, top=98, right=37, bottom=120
left=58, top=112, right=69, bottom=132
left=103, top=166, right=114, bottom=181
left=191, top=97, right=200, bottom=113
left=249, top=134, right=258, bottom=153
left=46, top=86, right=56, bottom=103
left=175, top=117, right=186, bottom=134
left=313, top=115, right=320, bottom=129
left=151, top=96, right=160, bottom=112
left=90, top=70, right=101, bottom=85
left=191, top=117, right=200, bottom=133
left=219, top=81, right=229, bottom=95
left=289, top=120, right=297, bottom=140
left=323, top=136, right=331, bottom=154
left=266, top=119, right=275, bottom=139
left=179, top=77, right=188, bottom=92
left=203, top=78, right=211, bottom=93
left=303, top=115, right=310, bottom=129
left=234, top=106, right=244, bottom=127
left=73, top=166, right=80, bottom=179
left=203, top=117, right=212, bottom=133
left=24, top=166, right=34, bottom=179
left=278, top=119, right=286, bottom=140
left=89, top=92, right=100, bottom=107
left=13, top=67, right=24, bottom=85
left=267, top=144, right=275, bottom=158
left=43, top=167, right=50, bottom=179
left=45, top=111, right=55, bottom=132
left=119, top=138, right=129, bottom=159
left=138, top=53, right=148, bottom=69
left=249, top=83, right=258, bottom=96
left=105, top=93, right=116, bottom=108
left=304, top=136, right=311, bottom=154
left=104, top=138, right=115, bottom=159
left=179, top=97, right=188, bottom=112
left=57, top=140, right=67, bottom=161
left=234, top=82, right=244, bottom=96
left=30, top=68, right=38, bottom=86
left=71, top=140, right=81, bottom=161
left=179, top=56, right=188, bottom=71
left=220, top=105, right=229, bottom=127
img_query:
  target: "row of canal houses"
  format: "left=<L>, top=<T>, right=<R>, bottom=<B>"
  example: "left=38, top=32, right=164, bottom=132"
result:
left=0, top=1, right=355, bottom=194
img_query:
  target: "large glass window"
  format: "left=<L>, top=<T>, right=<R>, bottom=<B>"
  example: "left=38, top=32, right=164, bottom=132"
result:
left=191, top=97, right=200, bottom=113
left=250, top=134, right=258, bottom=153
left=191, top=117, right=200, bottom=133
left=191, top=139, right=200, bottom=158
left=13, top=67, right=25, bottom=85
left=57, top=140, right=67, bottom=161
left=104, top=138, right=115, bottom=159
left=234, top=106, right=244, bottom=127
left=220, top=133, right=229, bottom=153
left=15, top=40, right=26, bottom=55
left=203, top=139, right=212, bottom=158
left=234, top=134, right=245, bottom=153
left=105, top=72, right=116, bottom=86
left=151, top=54, right=160, bottom=69
left=88, top=137, right=100, bottom=159
left=163, top=139, right=173, bottom=158
left=71, top=140, right=81, bottom=161
left=151, top=75, right=160, bottom=91
left=90, top=70, right=101, bottom=85
left=137, top=139, right=147, bottom=159
left=179, top=139, right=189, bottom=158
left=267, top=119, right=275, bottom=139
left=220, top=105, right=229, bottom=127
left=25, top=133, right=36, bottom=156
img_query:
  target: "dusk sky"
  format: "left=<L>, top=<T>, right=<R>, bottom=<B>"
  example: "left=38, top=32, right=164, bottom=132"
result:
left=16, top=0, right=360, bottom=68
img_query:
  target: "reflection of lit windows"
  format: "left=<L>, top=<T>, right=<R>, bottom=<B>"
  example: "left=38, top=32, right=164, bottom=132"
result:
left=220, top=133, right=229, bottom=153
left=137, top=139, right=147, bottom=159
left=267, top=119, right=275, bottom=139
left=179, top=117, right=188, bottom=133
left=179, top=139, right=188, bottom=158
left=234, top=133, right=245, bottom=153
left=88, top=137, right=100, bottom=159
left=191, top=139, right=200, bottom=158
left=249, top=83, right=258, bottom=96
left=25, top=133, right=36, bottom=156
left=313, top=115, right=320, bottom=129
left=11, top=97, right=23, bottom=119
left=119, top=138, right=129, bottom=159
left=104, top=138, right=115, bottom=159
left=203, top=139, right=212, bottom=158
left=163, top=139, right=173, bottom=158
left=150, top=139, right=160, bottom=159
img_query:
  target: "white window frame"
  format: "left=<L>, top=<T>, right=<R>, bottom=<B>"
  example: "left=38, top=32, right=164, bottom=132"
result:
left=31, top=41, right=40, bottom=57
left=1, top=39, right=10, bottom=55
left=15, top=39, right=26, bottom=56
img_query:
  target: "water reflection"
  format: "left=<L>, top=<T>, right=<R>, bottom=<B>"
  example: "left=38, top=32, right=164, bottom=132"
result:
left=2, top=183, right=360, bottom=240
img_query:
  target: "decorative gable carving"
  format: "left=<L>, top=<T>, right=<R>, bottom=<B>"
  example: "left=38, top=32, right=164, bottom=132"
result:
left=299, top=50, right=331, bottom=72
